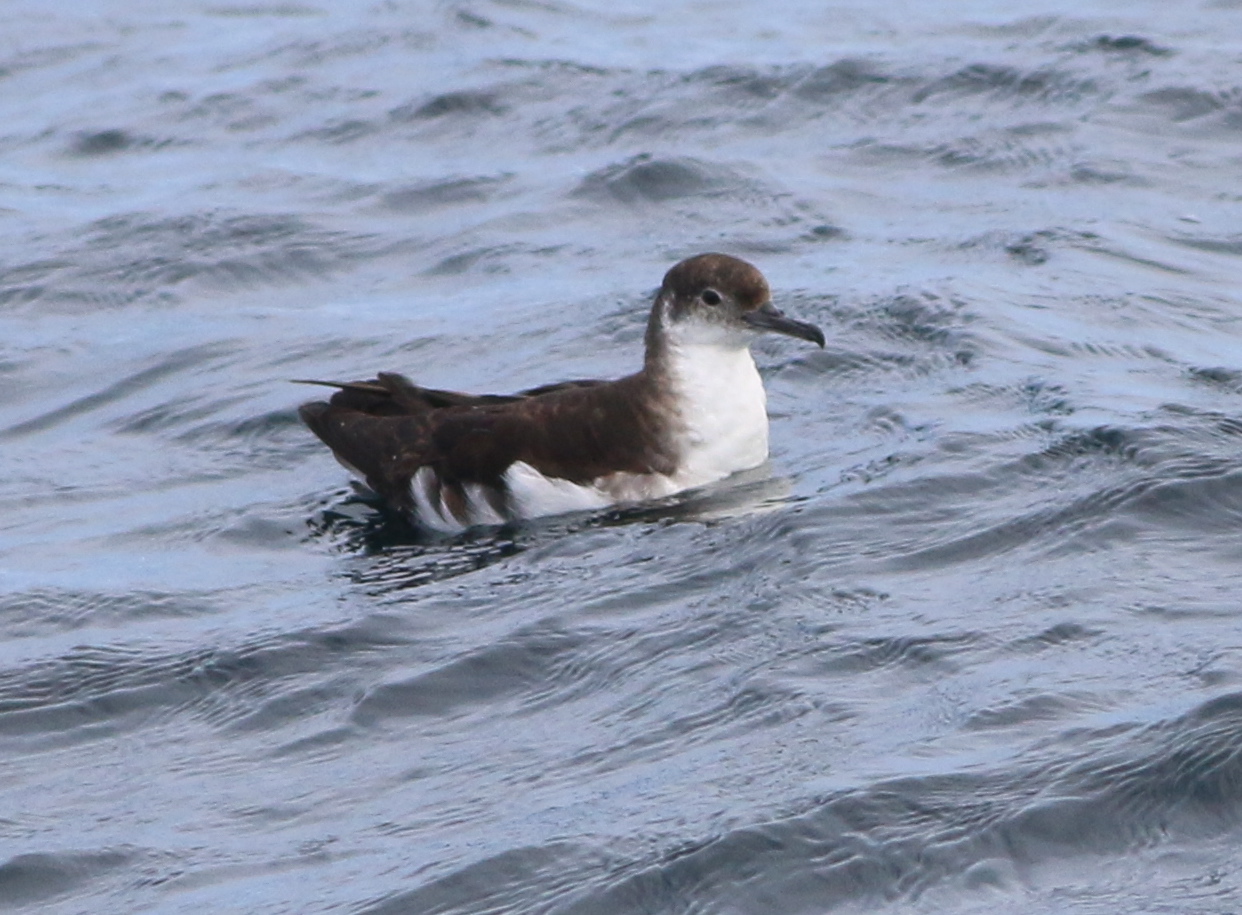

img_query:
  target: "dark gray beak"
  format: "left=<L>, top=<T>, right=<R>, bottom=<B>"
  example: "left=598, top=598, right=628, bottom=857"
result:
left=741, top=302, right=825, bottom=347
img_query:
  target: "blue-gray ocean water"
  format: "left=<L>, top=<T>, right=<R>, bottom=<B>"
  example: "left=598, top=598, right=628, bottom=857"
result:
left=3, top=2, right=1242, bottom=912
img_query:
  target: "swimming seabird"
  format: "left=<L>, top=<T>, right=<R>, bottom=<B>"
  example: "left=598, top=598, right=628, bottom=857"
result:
left=299, top=253, right=823, bottom=531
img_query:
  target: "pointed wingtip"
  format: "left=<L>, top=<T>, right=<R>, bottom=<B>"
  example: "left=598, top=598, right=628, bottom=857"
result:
left=298, top=401, right=330, bottom=433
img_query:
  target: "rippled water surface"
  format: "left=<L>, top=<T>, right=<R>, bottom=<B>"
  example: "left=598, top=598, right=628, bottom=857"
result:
left=3, top=1, right=1242, bottom=912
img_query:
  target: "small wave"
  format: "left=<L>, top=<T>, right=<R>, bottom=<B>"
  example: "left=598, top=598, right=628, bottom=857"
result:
left=376, top=174, right=512, bottom=211
left=1, top=342, right=235, bottom=439
left=356, top=841, right=612, bottom=915
left=1167, top=232, right=1242, bottom=257
left=390, top=90, right=509, bottom=121
left=351, top=624, right=590, bottom=724
left=0, top=614, right=412, bottom=744
left=1074, top=35, right=1172, bottom=56
left=0, top=212, right=392, bottom=311
left=910, top=63, right=1100, bottom=107
left=573, top=154, right=757, bottom=205
left=66, top=129, right=185, bottom=157
left=777, top=291, right=975, bottom=385
left=798, top=632, right=977, bottom=677
left=291, top=117, right=379, bottom=144
left=815, top=415, right=1242, bottom=570
left=0, top=587, right=219, bottom=640
left=540, top=692, right=1242, bottom=914
left=1138, top=86, right=1235, bottom=123
left=0, top=847, right=136, bottom=909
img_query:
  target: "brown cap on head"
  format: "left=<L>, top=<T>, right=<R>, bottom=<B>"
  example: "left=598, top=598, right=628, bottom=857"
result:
left=654, top=253, right=825, bottom=349
left=661, top=253, right=771, bottom=313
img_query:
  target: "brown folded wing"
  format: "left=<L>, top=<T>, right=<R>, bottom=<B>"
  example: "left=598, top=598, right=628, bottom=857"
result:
left=299, top=372, right=675, bottom=517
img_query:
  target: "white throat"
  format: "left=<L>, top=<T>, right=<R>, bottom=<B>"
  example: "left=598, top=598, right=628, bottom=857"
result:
left=662, top=320, right=770, bottom=487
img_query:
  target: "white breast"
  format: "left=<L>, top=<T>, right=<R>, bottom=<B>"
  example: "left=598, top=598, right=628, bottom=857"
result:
left=662, top=330, right=770, bottom=489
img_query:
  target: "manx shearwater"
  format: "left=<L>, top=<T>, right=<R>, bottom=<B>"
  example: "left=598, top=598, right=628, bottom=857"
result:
left=299, top=253, right=824, bottom=531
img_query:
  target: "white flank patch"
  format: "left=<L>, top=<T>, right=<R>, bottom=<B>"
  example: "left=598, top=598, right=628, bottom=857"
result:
left=504, top=461, right=685, bottom=521
left=503, top=461, right=614, bottom=519
left=464, top=483, right=508, bottom=528
left=409, top=467, right=457, bottom=533
left=409, top=467, right=506, bottom=533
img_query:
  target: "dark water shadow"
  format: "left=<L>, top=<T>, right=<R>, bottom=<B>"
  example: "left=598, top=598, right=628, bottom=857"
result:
left=305, top=468, right=797, bottom=596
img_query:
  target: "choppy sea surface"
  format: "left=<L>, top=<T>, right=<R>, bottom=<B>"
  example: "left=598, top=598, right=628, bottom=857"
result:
left=3, top=1, right=1242, bottom=912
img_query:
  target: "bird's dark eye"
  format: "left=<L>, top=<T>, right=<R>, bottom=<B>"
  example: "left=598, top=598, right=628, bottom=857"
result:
left=701, top=288, right=722, bottom=306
